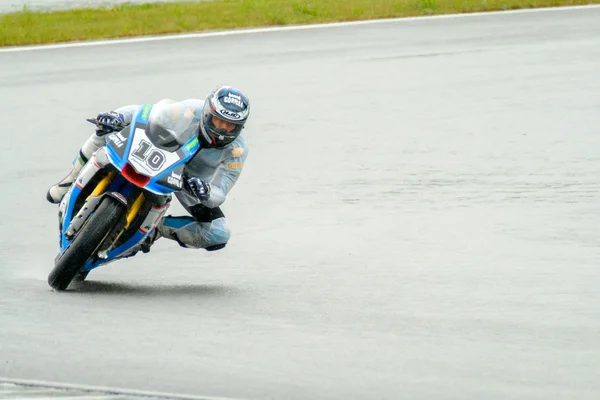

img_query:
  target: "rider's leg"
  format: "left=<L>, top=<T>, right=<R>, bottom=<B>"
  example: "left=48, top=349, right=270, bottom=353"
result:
left=145, top=203, right=231, bottom=252
left=46, top=133, right=106, bottom=204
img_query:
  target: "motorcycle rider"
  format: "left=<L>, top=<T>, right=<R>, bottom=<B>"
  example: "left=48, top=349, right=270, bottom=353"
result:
left=46, top=85, right=250, bottom=253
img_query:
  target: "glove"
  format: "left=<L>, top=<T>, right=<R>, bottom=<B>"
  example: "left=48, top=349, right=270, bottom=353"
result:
left=186, top=177, right=211, bottom=201
left=95, top=111, right=126, bottom=136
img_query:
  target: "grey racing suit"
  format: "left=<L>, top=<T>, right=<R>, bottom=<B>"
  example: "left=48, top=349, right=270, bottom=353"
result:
left=75, top=98, right=248, bottom=251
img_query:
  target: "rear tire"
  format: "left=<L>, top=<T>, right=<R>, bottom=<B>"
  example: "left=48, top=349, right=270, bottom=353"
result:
left=48, top=196, right=125, bottom=291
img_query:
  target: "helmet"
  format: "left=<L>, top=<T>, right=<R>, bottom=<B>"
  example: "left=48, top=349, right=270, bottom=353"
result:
left=199, top=85, right=250, bottom=148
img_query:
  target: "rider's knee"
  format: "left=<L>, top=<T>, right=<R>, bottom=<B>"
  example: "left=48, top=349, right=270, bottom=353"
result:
left=205, top=218, right=230, bottom=251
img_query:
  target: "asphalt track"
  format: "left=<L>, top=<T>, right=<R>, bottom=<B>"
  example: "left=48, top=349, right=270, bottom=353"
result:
left=2, top=7, right=600, bottom=400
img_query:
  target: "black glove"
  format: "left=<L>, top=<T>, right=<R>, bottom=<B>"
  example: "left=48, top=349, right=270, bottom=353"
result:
left=95, top=111, right=126, bottom=136
left=186, top=177, right=211, bottom=201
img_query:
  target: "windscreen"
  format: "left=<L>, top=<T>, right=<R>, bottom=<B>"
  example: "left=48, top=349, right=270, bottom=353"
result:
left=144, top=101, right=200, bottom=152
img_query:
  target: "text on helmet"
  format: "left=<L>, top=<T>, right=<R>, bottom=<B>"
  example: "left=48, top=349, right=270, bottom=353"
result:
left=223, top=94, right=244, bottom=108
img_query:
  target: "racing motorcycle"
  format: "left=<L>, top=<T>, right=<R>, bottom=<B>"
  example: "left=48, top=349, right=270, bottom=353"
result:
left=47, top=101, right=201, bottom=291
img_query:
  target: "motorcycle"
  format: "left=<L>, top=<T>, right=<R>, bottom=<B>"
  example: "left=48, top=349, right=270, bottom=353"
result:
left=47, top=101, right=202, bottom=291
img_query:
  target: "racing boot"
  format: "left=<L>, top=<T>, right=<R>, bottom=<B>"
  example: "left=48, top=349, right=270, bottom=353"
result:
left=140, top=226, right=163, bottom=253
left=45, top=154, right=86, bottom=204
left=46, top=133, right=106, bottom=204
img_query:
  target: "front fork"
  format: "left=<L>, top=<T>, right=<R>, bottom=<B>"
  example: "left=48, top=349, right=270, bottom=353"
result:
left=95, top=189, right=171, bottom=260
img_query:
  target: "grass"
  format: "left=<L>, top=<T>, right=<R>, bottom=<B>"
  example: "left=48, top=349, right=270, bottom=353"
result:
left=0, top=0, right=598, bottom=46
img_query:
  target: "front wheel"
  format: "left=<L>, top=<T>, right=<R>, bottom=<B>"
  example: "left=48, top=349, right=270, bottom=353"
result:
left=48, top=196, right=125, bottom=291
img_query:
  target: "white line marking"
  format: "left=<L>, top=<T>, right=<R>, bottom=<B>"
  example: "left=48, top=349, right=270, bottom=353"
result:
left=0, top=377, right=248, bottom=400
left=0, top=389, right=63, bottom=395
left=0, top=4, right=599, bottom=53
left=6, top=396, right=120, bottom=400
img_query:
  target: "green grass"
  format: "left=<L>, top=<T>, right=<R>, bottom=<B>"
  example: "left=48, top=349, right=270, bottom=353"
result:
left=0, top=0, right=598, bottom=46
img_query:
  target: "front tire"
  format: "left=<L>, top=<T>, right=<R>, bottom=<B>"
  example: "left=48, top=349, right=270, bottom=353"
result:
left=48, top=196, right=125, bottom=291
left=73, top=270, right=89, bottom=282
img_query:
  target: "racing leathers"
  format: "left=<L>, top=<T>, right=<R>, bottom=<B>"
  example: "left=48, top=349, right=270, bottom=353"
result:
left=47, top=99, right=248, bottom=252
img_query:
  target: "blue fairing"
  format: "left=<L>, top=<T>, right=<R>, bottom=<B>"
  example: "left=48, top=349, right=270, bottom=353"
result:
left=105, top=104, right=200, bottom=196
left=145, top=137, right=199, bottom=194
left=105, top=105, right=147, bottom=172
left=60, top=182, right=83, bottom=250
left=106, top=141, right=126, bottom=171
left=59, top=103, right=201, bottom=272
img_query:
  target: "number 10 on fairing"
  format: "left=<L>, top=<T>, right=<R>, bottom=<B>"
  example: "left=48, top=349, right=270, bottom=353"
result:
left=132, top=140, right=166, bottom=171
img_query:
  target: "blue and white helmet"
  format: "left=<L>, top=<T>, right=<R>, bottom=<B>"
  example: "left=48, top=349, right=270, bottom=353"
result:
left=199, top=85, right=250, bottom=148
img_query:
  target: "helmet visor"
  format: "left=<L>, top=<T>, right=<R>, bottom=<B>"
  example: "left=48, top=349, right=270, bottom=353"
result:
left=202, top=104, right=243, bottom=147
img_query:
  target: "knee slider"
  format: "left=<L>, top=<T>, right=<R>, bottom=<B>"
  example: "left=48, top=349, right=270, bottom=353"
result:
left=205, top=243, right=227, bottom=251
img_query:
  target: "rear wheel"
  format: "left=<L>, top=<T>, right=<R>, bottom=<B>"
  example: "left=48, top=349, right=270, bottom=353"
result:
left=48, top=196, right=125, bottom=291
